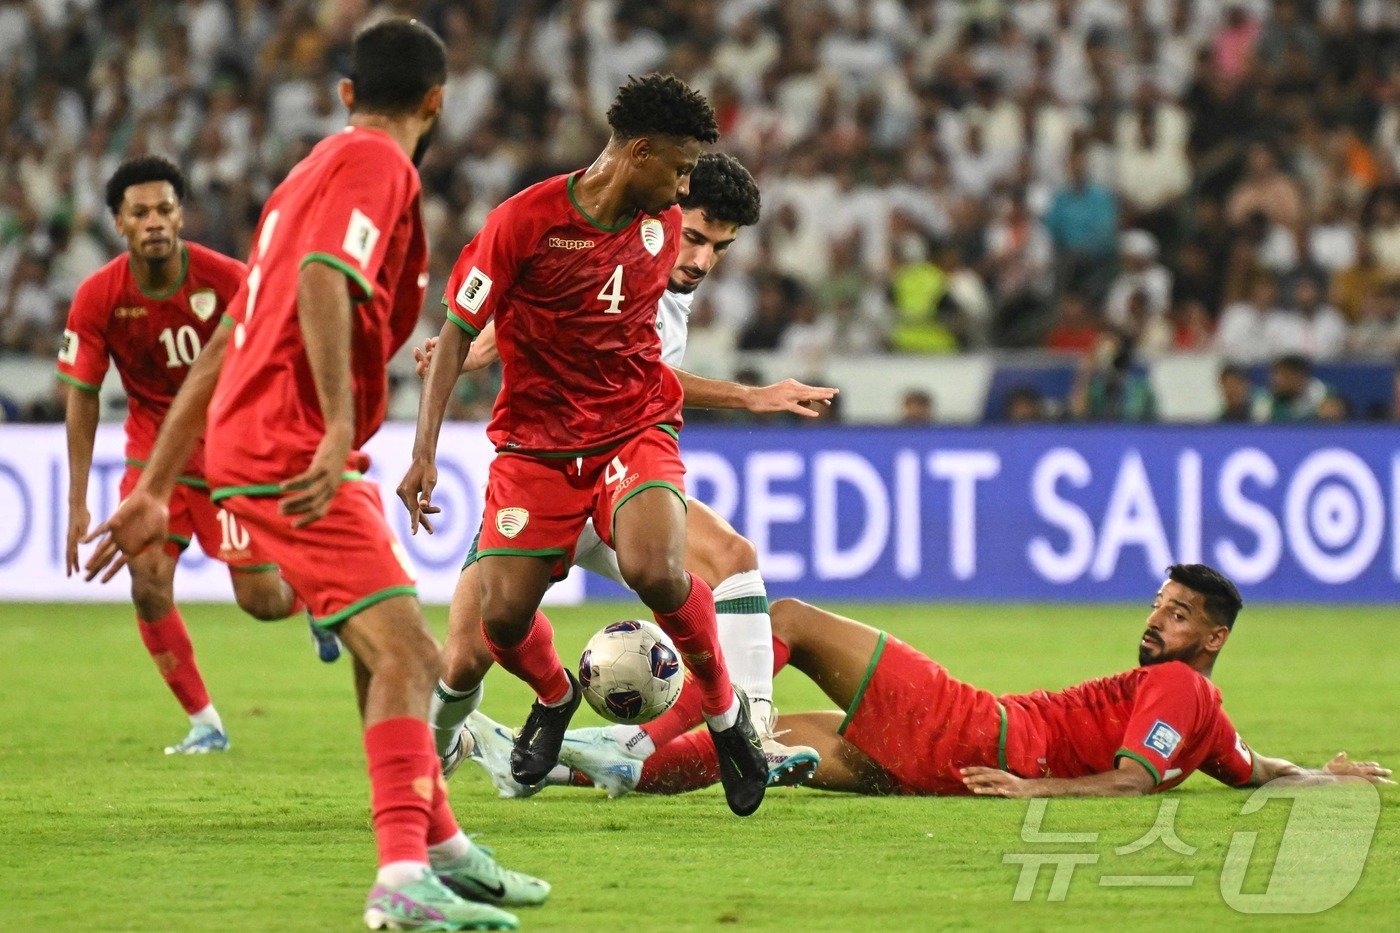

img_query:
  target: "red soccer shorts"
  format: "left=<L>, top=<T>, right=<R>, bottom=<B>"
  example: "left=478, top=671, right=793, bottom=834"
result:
left=214, top=478, right=416, bottom=626
left=121, top=465, right=271, bottom=569
left=477, top=427, right=686, bottom=578
left=839, top=633, right=1007, bottom=795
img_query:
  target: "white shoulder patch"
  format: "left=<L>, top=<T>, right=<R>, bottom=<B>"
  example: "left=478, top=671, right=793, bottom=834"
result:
left=456, top=266, right=493, bottom=314
left=343, top=208, right=381, bottom=269
left=59, top=329, right=79, bottom=365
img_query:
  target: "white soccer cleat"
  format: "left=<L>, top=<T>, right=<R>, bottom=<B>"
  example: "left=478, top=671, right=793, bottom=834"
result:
left=755, top=704, right=820, bottom=788
left=557, top=727, right=647, bottom=798
left=464, top=712, right=542, bottom=799
left=441, top=726, right=473, bottom=781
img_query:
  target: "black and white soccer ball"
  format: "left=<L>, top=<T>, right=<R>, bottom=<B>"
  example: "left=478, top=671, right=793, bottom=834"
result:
left=578, top=620, right=683, bottom=724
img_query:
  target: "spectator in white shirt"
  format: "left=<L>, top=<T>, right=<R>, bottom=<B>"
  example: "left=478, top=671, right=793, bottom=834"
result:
left=1263, top=275, right=1349, bottom=361
left=1215, top=276, right=1281, bottom=364
left=1105, top=230, right=1172, bottom=329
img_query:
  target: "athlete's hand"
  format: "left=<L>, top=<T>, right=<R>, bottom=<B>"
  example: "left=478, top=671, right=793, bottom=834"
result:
left=396, top=457, right=440, bottom=535
left=81, top=489, right=169, bottom=583
left=1323, top=752, right=1394, bottom=784
left=413, top=336, right=439, bottom=381
left=65, top=503, right=90, bottom=577
left=746, top=379, right=838, bottom=418
left=280, top=427, right=352, bottom=528
left=960, top=767, right=1035, bottom=797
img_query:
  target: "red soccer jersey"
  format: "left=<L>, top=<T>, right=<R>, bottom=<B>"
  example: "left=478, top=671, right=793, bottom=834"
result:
left=1000, top=661, right=1255, bottom=791
left=206, top=126, right=427, bottom=490
left=443, top=171, right=684, bottom=454
left=57, top=242, right=246, bottom=479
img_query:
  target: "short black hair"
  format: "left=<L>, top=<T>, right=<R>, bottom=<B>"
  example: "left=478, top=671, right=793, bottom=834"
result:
left=1274, top=353, right=1312, bottom=375
left=105, top=156, right=185, bottom=216
left=1167, top=564, right=1243, bottom=629
left=349, top=17, right=446, bottom=116
left=680, top=152, right=760, bottom=227
left=606, top=73, right=719, bottom=144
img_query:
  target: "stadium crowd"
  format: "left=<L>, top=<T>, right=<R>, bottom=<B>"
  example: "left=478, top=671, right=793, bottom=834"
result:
left=3, top=0, right=1400, bottom=423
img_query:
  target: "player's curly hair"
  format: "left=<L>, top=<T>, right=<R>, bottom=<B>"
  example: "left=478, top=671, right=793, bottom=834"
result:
left=681, top=152, right=760, bottom=228
left=1167, top=564, right=1243, bottom=629
left=105, top=156, right=186, bottom=215
left=606, top=73, right=719, bottom=144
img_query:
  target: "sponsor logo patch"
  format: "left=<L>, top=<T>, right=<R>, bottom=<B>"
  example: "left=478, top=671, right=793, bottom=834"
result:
left=58, top=329, right=79, bottom=365
left=188, top=288, right=217, bottom=322
left=549, top=237, right=595, bottom=250
left=456, top=266, right=492, bottom=314
left=114, top=306, right=147, bottom=319
left=1144, top=720, right=1181, bottom=759
left=640, top=218, right=664, bottom=256
left=495, top=507, right=529, bottom=539
left=343, top=208, right=381, bottom=269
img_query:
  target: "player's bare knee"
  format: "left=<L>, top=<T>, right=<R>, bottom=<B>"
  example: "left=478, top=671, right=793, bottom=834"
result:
left=710, top=532, right=758, bottom=581
left=442, top=638, right=491, bottom=690
left=233, top=580, right=288, bottom=621
left=129, top=573, right=173, bottom=620
left=623, top=555, right=688, bottom=611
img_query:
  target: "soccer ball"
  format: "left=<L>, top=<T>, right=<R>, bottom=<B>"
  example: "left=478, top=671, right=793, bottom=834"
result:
left=578, top=620, right=683, bottom=724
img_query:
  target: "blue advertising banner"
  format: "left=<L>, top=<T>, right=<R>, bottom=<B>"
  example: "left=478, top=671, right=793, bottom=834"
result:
left=585, top=425, right=1400, bottom=603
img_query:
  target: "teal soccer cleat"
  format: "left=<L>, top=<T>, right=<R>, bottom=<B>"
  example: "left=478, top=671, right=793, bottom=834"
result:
left=164, top=724, right=229, bottom=755
left=364, top=869, right=518, bottom=931
left=436, top=843, right=550, bottom=908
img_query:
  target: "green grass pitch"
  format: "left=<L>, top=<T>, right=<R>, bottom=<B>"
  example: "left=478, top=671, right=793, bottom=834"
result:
left=2, top=600, right=1395, bottom=930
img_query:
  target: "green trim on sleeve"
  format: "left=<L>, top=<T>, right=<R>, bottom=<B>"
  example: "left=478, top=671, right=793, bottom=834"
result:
left=996, top=703, right=1009, bottom=771
left=446, top=310, right=481, bottom=336
left=229, top=562, right=279, bottom=574
left=655, top=423, right=680, bottom=440
left=220, top=313, right=236, bottom=328
left=838, top=631, right=888, bottom=735
left=56, top=372, right=100, bottom=392
left=1115, top=749, right=1163, bottom=785
left=166, top=533, right=192, bottom=549
left=313, top=585, right=418, bottom=629
left=301, top=252, right=372, bottom=301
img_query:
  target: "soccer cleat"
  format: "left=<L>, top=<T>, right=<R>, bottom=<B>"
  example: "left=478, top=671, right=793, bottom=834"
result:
left=436, top=843, right=550, bottom=907
left=441, top=728, right=471, bottom=781
left=308, top=613, right=342, bottom=663
left=558, top=727, right=647, bottom=798
left=463, top=713, right=540, bottom=799
left=754, top=703, right=821, bottom=788
left=509, top=670, right=582, bottom=786
left=164, top=724, right=229, bottom=755
left=364, top=869, right=518, bottom=931
left=709, top=688, right=767, bottom=816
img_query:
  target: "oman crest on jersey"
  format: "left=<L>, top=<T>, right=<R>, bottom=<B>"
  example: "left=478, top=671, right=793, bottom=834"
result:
left=495, top=507, right=529, bottom=539
left=640, top=218, right=664, bottom=257
left=189, top=288, right=217, bottom=322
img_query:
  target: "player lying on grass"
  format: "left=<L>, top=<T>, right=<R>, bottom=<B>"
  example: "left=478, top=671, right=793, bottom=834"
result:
left=401, top=75, right=786, bottom=817
left=464, top=564, right=1392, bottom=799
left=60, top=156, right=329, bottom=757
left=84, top=19, right=543, bottom=931
left=411, top=153, right=834, bottom=792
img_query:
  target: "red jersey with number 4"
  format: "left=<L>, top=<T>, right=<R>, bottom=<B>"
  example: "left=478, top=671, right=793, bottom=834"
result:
left=57, top=242, right=245, bottom=478
left=1001, top=661, right=1255, bottom=790
left=206, top=126, right=427, bottom=489
left=444, top=171, right=684, bottom=454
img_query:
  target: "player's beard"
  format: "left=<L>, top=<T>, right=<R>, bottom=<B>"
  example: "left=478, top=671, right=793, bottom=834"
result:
left=1138, top=632, right=1199, bottom=667
left=411, top=116, right=439, bottom=167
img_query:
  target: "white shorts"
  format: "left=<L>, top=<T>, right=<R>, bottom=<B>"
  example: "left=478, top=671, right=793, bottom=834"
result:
left=573, top=518, right=626, bottom=586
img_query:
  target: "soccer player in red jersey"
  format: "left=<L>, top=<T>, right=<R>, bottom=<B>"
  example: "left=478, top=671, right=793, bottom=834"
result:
left=84, top=20, right=544, bottom=931
left=60, top=156, right=313, bottom=756
left=401, top=75, right=769, bottom=816
left=483, top=564, right=1390, bottom=798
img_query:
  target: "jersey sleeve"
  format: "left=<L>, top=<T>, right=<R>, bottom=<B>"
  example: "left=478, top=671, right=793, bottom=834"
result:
left=295, top=144, right=413, bottom=302
left=442, top=202, right=531, bottom=336
left=1114, top=664, right=1212, bottom=786
left=1197, top=711, right=1255, bottom=787
left=56, top=276, right=109, bottom=391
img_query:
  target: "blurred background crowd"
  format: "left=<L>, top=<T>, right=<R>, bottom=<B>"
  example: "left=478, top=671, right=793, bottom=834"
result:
left=3, top=0, right=1400, bottom=424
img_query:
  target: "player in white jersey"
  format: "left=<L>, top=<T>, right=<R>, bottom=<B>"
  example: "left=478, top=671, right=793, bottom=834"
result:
left=416, top=154, right=838, bottom=796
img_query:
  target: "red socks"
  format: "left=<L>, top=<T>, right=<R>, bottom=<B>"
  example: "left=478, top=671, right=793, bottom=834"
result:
left=641, top=674, right=706, bottom=748
left=637, top=730, right=720, bottom=794
left=484, top=610, right=571, bottom=704
left=653, top=573, right=732, bottom=716
left=365, top=717, right=454, bottom=865
left=136, top=608, right=209, bottom=714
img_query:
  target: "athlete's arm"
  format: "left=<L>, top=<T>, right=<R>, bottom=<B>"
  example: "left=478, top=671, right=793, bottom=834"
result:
left=1242, top=751, right=1392, bottom=788
left=63, top=383, right=100, bottom=576
left=399, top=318, right=472, bottom=534
left=671, top=368, right=838, bottom=417
left=960, top=758, right=1157, bottom=798
left=412, top=320, right=498, bottom=380
left=82, top=321, right=232, bottom=581
left=278, top=262, right=355, bottom=528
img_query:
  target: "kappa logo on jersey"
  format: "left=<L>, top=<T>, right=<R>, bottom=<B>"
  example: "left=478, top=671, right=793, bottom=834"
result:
left=188, top=288, right=217, bottom=322
left=114, top=306, right=147, bottom=319
left=1144, top=720, right=1182, bottom=758
left=58, top=329, right=79, bottom=365
left=457, top=266, right=492, bottom=314
left=549, top=237, right=595, bottom=250
left=343, top=208, right=381, bottom=269
left=495, top=507, right=529, bottom=539
left=640, top=218, right=664, bottom=256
